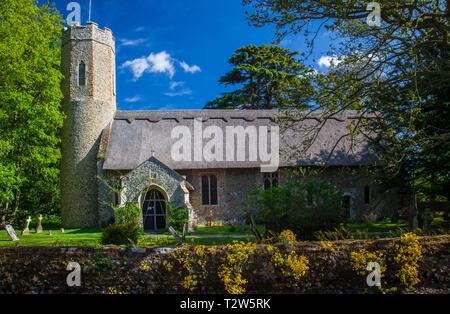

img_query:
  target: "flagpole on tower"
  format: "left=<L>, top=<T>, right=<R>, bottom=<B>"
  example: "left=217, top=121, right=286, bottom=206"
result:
left=88, top=0, right=92, bottom=22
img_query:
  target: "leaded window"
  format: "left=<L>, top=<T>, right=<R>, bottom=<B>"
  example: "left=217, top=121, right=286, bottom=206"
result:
left=202, top=175, right=218, bottom=206
left=78, top=61, right=86, bottom=86
left=263, top=172, right=279, bottom=190
left=142, top=189, right=166, bottom=230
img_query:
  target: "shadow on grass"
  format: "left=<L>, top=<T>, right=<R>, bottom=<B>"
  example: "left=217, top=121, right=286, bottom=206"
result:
left=65, top=227, right=102, bottom=234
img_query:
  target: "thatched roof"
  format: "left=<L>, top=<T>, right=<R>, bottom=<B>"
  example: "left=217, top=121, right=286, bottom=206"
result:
left=100, top=110, right=377, bottom=171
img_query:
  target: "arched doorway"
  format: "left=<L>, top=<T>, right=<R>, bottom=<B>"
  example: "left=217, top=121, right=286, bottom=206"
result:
left=142, top=189, right=167, bottom=231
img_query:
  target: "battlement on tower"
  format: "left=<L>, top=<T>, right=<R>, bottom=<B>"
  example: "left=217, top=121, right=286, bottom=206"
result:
left=62, top=22, right=115, bottom=52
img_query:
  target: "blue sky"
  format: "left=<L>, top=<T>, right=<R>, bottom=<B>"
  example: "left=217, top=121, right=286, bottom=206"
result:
left=52, top=0, right=334, bottom=111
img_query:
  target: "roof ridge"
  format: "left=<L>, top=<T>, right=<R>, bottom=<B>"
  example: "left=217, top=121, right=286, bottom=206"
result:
left=114, top=109, right=365, bottom=121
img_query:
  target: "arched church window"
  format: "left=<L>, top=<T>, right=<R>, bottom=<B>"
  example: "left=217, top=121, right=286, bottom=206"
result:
left=201, top=174, right=218, bottom=206
left=263, top=171, right=279, bottom=190
left=78, top=61, right=86, bottom=86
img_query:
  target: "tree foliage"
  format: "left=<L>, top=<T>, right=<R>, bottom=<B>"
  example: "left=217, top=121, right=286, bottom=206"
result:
left=205, top=44, right=314, bottom=109
left=0, top=0, right=64, bottom=227
left=247, top=177, right=345, bottom=240
left=166, top=201, right=189, bottom=233
left=243, top=0, right=449, bottom=199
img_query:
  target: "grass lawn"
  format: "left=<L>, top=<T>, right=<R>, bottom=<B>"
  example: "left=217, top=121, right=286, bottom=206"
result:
left=189, top=224, right=264, bottom=236
left=343, top=218, right=408, bottom=233
left=343, top=217, right=447, bottom=234
left=150, top=224, right=264, bottom=236
left=185, top=237, right=252, bottom=246
left=0, top=227, right=252, bottom=248
left=1, top=217, right=445, bottom=247
left=0, top=228, right=102, bottom=247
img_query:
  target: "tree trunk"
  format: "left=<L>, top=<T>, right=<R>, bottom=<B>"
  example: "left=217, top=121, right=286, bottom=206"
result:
left=409, top=193, right=418, bottom=230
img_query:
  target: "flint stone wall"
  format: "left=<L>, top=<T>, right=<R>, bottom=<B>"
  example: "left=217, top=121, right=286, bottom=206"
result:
left=0, top=235, right=448, bottom=294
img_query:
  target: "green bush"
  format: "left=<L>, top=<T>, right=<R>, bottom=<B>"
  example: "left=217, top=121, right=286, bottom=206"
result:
left=101, top=222, right=140, bottom=246
left=40, top=215, right=62, bottom=229
left=166, top=201, right=189, bottom=232
left=247, top=177, right=345, bottom=240
left=114, top=203, right=140, bottom=225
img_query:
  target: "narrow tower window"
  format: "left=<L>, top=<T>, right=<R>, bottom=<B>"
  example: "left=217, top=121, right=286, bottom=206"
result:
left=78, top=61, right=86, bottom=86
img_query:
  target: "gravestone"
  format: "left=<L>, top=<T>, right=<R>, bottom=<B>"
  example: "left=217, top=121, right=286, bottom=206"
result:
left=6, top=225, right=19, bottom=241
left=168, top=226, right=184, bottom=245
left=21, top=216, right=32, bottom=235
left=35, top=214, right=43, bottom=234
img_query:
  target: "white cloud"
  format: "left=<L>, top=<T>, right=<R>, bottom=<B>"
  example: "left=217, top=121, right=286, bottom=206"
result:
left=122, top=52, right=201, bottom=81
left=317, top=55, right=344, bottom=68
left=147, top=51, right=175, bottom=78
left=179, top=61, right=201, bottom=74
left=124, top=96, right=141, bottom=103
left=170, top=81, right=185, bottom=90
left=121, top=57, right=150, bottom=80
left=164, top=89, right=192, bottom=97
left=121, top=51, right=175, bottom=80
left=118, top=38, right=146, bottom=47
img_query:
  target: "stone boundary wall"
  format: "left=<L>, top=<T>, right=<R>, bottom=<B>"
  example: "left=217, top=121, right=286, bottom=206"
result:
left=0, top=236, right=448, bottom=294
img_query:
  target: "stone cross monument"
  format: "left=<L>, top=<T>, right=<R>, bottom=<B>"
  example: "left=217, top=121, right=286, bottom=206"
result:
left=21, top=216, right=32, bottom=235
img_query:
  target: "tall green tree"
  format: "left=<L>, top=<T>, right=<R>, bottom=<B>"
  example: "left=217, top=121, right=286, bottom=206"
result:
left=205, top=44, right=314, bottom=109
left=0, top=0, right=64, bottom=228
left=243, top=0, right=450, bottom=201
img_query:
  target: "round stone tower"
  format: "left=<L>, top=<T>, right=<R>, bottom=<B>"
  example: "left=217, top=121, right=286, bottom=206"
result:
left=60, top=22, right=116, bottom=228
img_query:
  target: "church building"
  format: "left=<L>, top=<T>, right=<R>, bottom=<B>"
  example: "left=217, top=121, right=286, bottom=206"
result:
left=60, top=22, right=411, bottom=230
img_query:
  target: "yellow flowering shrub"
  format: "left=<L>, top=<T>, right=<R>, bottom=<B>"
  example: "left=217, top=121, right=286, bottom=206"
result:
left=266, top=245, right=276, bottom=253
left=218, top=241, right=255, bottom=294
left=320, top=241, right=335, bottom=253
left=278, top=230, right=296, bottom=244
left=351, top=248, right=408, bottom=294
left=107, top=287, right=123, bottom=294
left=394, top=233, right=422, bottom=288
left=171, top=244, right=207, bottom=292
left=350, top=234, right=423, bottom=294
left=182, top=274, right=198, bottom=291
left=269, top=246, right=309, bottom=281
left=350, top=248, right=396, bottom=293
left=350, top=249, right=386, bottom=277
